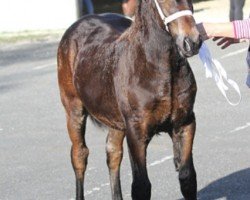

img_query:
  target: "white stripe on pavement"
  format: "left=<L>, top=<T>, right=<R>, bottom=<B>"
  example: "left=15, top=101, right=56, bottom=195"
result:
left=32, top=62, right=56, bottom=70
left=229, top=122, right=250, bottom=133
left=149, top=155, right=173, bottom=167
left=220, top=47, right=248, bottom=59
left=84, top=182, right=109, bottom=196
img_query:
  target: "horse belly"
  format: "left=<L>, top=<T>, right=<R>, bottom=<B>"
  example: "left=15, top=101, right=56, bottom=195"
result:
left=74, top=64, right=125, bottom=130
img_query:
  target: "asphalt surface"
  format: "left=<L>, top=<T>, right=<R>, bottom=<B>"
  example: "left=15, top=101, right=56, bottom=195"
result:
left=0, top=37, right=250, bottom=200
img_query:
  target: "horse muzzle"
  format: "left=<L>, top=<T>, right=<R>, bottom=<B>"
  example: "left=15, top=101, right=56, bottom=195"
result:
left=177, top=35, right=202, bottom=57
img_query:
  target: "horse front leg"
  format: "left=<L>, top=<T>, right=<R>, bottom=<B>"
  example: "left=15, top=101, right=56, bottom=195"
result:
left=126, top=120, right=152, bottom=200
left=106, top=128, right=125, bottom=200
left=172, top=114, right=197, bottom=200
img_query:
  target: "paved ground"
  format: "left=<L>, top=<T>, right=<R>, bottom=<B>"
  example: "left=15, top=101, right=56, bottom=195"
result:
left=0, top=1, right=250, bottom=200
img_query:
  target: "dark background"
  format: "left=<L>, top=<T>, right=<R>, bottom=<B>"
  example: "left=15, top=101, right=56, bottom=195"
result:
left=88, top=0, right=210, bottom=14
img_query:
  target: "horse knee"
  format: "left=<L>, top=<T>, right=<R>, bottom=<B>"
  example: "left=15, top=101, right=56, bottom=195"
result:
left=174, top=155, right=181, bottom=171
left=179, top=165, right=191, bottom=179
left=106, top=130, right=124, bottom=171
left=178, top=163, right=197, bottom=200
left=106, top=148, right=123, bottom=170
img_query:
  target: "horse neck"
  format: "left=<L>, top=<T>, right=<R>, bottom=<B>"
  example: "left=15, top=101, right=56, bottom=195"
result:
left=127, top=0, right=175, bottom=61
left=127, top=1, right=178, bottom=67
left=132, top=1, right=171, bottom=42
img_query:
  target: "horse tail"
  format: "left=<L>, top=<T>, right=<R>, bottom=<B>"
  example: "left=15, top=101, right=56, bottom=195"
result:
left=57, top=35, right=81, bottom=112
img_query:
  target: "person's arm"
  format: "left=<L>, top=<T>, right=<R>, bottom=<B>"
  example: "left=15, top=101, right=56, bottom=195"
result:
left=202, top=22, right=235, bottom=38
left=197, top=19, right=250, bottom=40
left=197, top=19, right=250, bottom=49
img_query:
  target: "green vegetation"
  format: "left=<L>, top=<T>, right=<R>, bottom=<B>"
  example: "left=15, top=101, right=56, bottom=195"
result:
left=0, top=30, right=63, bottom=44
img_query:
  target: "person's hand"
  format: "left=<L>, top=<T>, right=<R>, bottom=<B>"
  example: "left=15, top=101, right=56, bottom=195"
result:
left=196, top=23, right=209, bottom=41
left=212, top=37, right=240, bottom=49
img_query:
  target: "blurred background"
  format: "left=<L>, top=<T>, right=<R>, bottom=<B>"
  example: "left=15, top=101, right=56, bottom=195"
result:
left=1, top=0, right=249, bottom=43
left=0, top=0, right=216, bottom=33
left=0, top=0, right=249, bottom=41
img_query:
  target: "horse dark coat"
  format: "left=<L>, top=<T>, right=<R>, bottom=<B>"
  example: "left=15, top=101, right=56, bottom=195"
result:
left=57, top=0, right=202, bottom=199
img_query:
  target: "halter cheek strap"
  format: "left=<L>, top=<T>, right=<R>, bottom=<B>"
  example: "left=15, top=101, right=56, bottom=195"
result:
left=154, top=0, right=193, bottom=31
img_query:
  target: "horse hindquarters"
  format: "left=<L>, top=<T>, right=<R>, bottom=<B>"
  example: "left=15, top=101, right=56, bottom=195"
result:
left=58, top=43, right=89, bottom=200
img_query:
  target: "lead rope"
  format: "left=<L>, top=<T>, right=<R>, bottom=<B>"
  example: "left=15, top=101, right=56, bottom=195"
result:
left=199, top=43, right=242, bottom=106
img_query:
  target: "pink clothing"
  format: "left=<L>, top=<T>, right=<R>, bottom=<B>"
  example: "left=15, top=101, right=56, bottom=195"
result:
left=233, top=18, right=250, bottom=39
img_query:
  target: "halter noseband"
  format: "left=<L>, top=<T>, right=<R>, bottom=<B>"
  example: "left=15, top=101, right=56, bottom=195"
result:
left=154, top=0, right=193, bottom=31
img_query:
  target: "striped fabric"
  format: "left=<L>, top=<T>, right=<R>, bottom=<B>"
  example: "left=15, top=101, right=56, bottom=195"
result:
left=233, top=19, right=250, bottom=39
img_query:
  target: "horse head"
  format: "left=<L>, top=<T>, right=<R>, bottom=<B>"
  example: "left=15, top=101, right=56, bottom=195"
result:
left=154, top=0, right=202, bottom=57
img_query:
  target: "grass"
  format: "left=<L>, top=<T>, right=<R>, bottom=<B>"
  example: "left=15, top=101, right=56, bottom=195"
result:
left=0, top=29, right=64, bottom=45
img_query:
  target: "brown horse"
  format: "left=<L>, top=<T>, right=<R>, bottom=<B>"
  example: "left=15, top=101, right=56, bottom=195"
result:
left=57, top=0, right=202, bottom=199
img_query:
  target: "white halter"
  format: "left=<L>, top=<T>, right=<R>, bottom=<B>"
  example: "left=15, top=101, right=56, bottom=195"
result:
left=154, top=0, right=193, bottom=31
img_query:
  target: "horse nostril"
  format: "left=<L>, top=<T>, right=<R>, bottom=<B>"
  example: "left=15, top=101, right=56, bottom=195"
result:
left=198, top=35, right=203, bottom=48
left=184, top=38, right=192, bottom=52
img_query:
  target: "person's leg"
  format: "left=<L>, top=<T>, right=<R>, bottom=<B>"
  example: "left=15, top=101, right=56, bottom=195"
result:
left=77, top=0, right=84, bottom=18
left=246, top=46, right=250, bottom=88
left=229, top=0, right=235, bottom=21
left=83, top=0, right=94, bottom=14
left=234, top=0, right=245, bottom=20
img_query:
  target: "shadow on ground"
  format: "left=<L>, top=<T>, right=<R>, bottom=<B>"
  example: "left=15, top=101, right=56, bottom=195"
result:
left=178, top=168, right=250, bottom=200
left=197, top=168, right=250, bottom=200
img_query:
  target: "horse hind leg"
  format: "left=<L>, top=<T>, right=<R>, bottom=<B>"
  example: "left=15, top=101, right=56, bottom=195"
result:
left=106, top=128, right=125, bottom=200
left=58, top=39, right=89, bottom=200
left=70, top=108, right=89, bottom=200
left=62, top=94, right=89, bottom=200
left=171, top=114, right=197, bottom=200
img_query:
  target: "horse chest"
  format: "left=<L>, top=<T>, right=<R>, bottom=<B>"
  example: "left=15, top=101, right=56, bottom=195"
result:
left=151, top=63, right=196, bottom=122
left=170, top=63, right=197, bottom=124
left=149, top=96, right=172, bottom=125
